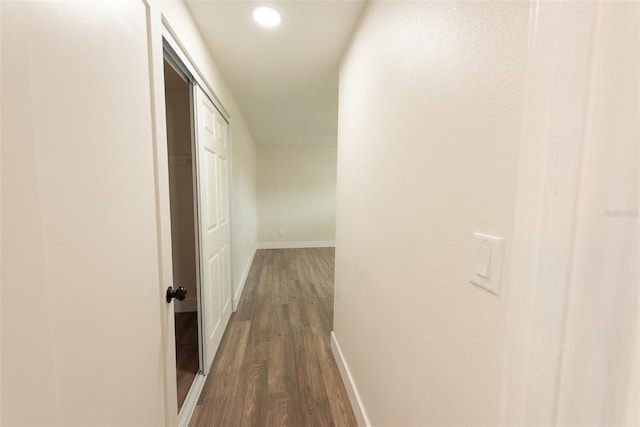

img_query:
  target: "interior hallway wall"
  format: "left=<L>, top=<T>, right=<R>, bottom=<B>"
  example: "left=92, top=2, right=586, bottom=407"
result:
left=257, top=145, right=336, bottom=247
left=1, top=2, right=168, bottom=424
left=332, top=1, right=529, bottom=425
left=1, top=2, right=258, bottom=424
left=229, top=109, right=257, bottom=304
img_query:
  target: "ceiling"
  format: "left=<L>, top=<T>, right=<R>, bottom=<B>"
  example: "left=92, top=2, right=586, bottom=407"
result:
left=185, top=0, right=366, bottom=147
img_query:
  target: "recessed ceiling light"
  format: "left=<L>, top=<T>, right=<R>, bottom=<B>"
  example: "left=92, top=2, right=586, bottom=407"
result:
left=253, top=6, right=281, bottom=27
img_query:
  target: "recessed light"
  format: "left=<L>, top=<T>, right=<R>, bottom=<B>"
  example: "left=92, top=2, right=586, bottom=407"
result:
left=253, top=6, right=281, bottom=27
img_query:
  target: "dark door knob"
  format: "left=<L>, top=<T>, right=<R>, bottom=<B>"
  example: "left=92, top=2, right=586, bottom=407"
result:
left=166, top=286, right=187, bottom=303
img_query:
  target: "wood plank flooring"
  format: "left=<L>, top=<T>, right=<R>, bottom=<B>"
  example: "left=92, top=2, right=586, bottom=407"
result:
left=175, top=311, right=199, bottom=412
left=189, top=248, right=357, bottom=427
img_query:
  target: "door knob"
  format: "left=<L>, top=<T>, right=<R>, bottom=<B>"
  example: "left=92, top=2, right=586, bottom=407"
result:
left=166, top=286, right=187, bottom=303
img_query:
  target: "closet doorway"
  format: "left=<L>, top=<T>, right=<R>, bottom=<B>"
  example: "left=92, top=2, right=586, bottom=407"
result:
left=163, top=59, right=200, bottom=413
left=162, top=36, right=234, bottom=423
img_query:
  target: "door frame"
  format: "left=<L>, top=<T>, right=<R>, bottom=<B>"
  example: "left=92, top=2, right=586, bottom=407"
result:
left=500, top=1, right=639, bottom=424
left=146, top=5, right=233, bottom=426
left=163, top=43, right=207, bottom=422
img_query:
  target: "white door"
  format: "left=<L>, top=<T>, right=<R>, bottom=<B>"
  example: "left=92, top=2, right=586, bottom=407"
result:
left=193, top=85, right=232, bottom=374
left=2, top=1, right=176, bottom=425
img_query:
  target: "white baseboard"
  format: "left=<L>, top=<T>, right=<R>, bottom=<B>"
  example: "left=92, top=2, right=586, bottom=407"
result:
left=331, top=331, right=371, bottom=427
left=233, top=245, right=257, bottom=311
left=256, top=240, right=335, bottom=249
left=177, top=372, right=206, bottom=427
left=174, top=295, right=197, bottom=313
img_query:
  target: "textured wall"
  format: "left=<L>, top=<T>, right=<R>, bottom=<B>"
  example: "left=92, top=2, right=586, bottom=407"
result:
left=333, top=1, right=529, bottom=424
left=1, top=2, right=166, bottom=424
left=257, top=146, right=336, bottom=244
left=1, top=2, right=259, bottom=424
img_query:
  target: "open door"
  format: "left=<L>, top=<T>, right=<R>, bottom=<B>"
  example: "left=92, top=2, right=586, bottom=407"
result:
left=2, top=1, right=177, bottom=424
left=163, top=58, right=201, bottom=414
left=160, top=30, right=234, bottom=423
left=193, top=85, right=233, bottom=374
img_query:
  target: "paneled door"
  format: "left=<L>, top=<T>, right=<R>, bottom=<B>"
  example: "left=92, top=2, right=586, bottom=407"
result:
left=193, top=85, right=232, bottom=374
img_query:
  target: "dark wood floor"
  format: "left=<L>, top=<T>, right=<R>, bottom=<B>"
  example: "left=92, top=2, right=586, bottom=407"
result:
left=175, top=311, right=199, bottom=412
left=190, top=248, right=357, bottom=427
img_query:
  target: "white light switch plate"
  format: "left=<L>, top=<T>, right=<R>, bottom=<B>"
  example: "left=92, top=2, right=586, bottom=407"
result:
left=470, top=232, right=503, bottom=295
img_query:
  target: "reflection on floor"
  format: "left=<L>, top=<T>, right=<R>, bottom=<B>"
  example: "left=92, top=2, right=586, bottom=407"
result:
left=190, top=248, right=357, bottom=426
left=175, top=311, right=199, bottom=412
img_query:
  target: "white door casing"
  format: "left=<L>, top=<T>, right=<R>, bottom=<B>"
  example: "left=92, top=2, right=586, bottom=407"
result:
left=193, top=85, right=232, bottom=374
left=501, top=1, right=639, bottom=425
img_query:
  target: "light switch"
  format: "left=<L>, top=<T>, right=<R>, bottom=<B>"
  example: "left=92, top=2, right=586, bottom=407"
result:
left=474, top=247, right=491, bottom=278
left=470, top=232, right=503, bottom=295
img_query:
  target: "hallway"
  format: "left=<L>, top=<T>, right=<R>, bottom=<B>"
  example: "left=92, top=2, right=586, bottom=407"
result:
left=189, top=248, right=357, bottom=426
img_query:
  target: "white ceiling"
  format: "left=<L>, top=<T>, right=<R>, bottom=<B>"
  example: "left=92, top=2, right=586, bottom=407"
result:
left=185, top=0, right=366, bottom=147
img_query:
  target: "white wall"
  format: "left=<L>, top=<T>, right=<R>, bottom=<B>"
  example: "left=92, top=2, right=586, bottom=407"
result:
left=229, top=107, right=257, bottom=305
left=332, top=1, right=528, bottom=425
left=1, top=2, right=167, bottom=424
left=1, top=1, right=258, bottom=424
left=257, top=146, right=336, bottom=246
left=158, top=1, right=258, bottom=306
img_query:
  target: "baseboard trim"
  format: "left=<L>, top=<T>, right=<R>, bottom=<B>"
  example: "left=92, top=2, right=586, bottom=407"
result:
left=177, top=372, right=206, bottom=427
left=233, top=245, right=257, bottom=312
left=331, top=331, right=371, bottom=427
left=256, top=241, right=335, bottom=249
